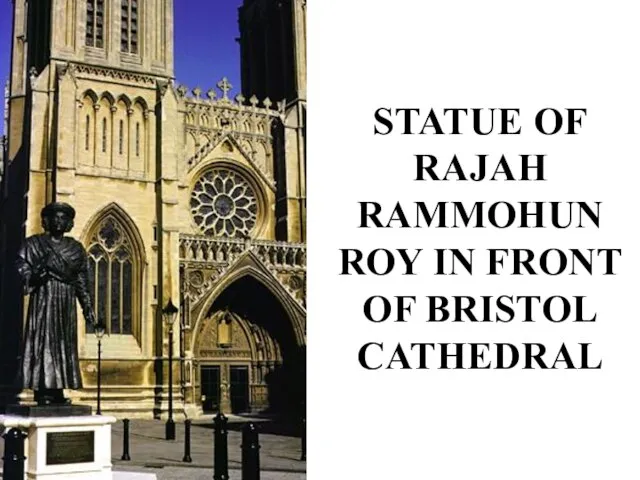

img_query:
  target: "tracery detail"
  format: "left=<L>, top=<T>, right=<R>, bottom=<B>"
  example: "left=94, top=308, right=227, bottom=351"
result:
left=191, top=168, right=258, bottom=238
left=86, top=215, right=139, bottom=338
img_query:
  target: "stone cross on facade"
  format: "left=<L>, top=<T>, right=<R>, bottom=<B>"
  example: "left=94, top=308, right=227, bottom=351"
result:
left=217, top=77, right=232, bottom=99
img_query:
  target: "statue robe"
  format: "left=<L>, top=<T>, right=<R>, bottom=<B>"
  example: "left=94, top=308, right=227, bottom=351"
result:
left=16, top=234, right=93, bottom=390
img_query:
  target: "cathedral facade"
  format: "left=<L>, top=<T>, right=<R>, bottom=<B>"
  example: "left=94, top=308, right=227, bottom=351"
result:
left=0, top=0, right=306, bottom=418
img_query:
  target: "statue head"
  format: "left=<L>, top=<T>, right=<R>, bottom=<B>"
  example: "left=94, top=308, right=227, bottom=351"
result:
left=41, top=202, right=76, bottom=236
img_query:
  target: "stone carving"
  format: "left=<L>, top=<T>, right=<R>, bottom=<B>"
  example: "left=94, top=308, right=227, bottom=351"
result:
left=177, top=85, right=188, bottom=97
left=288, top=274, right=304, bottom=291
left=180, top=235, right=307, bottom=307
left=191, top=167, right=259, bottom=238
left=180, top=77, right=281, bottom=184
left=184, top=266, right=226, bottom=305
left=185, top=132, right=276, bottom=190
left=199, top=350, right=251, bottom=358
left=218, top=312, right=233, bottom=346
left=196, top=310, right=252, bottom=357
left=188, top=270, right=205, bottom=287
left=217, top=77, right=233, bottom=100
left=72, top=63, right=156, bottom=86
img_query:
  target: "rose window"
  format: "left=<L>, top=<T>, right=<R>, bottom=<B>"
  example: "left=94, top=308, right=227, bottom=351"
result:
left=191, top=168, right=258, bottom=237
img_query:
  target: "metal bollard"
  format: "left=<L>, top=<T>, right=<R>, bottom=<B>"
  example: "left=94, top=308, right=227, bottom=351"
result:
left=121, top=418, right=131, bottom=461
left=183, top=419, right=192, bottom=463
left=241, top=423, right=260, bottom=480
left=213, top=412, right=229, bottom=480
left=2, top=428, right=27, bottom=480
left=300, top=417, right=306, bottom=461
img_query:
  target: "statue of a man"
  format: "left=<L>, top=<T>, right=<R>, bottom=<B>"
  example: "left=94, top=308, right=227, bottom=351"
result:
left=16, top=202, right=99, bottom=406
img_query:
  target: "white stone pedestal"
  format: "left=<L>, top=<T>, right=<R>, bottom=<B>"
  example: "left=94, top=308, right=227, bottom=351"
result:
left=0, top=414, right=116, bottom=479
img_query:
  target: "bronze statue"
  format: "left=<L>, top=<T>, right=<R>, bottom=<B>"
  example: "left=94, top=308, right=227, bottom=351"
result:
left=16, top=202, right=100, bottom=406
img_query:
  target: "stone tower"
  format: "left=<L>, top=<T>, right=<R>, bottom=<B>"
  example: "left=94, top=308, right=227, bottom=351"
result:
left=1, top=0, right=177, bottom=404
left=239, top=0, right=306, bottom=242
left=238, top=0, right=306, bottom=103
left=3, top=0, right=175, bottom=242
left=6, top=0, right=174, bottom=183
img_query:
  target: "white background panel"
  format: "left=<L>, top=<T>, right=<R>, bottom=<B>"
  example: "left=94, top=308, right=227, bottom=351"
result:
left=307, top=1, right=640, bottom=479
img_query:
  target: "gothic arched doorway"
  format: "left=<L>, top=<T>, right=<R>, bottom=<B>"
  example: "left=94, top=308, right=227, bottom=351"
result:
left=193, top=274, right=305, bottom=415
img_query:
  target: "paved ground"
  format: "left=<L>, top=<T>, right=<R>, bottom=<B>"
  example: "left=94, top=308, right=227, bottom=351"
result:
left=114, top=465, right=305, bottom=480
left=0, top=414, right=306, bottom=479
left=111, top=415, right=306, bottom=479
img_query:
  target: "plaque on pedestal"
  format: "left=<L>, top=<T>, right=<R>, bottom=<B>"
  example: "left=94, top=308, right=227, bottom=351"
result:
left=46, top=430, right=95, bottom=464
left=0, top=414, right=115, bottom=479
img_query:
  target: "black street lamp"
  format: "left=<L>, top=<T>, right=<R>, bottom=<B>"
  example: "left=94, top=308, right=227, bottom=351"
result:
left=163, top=298, right=179, bottom=440
left=94, top=323, right=106, bottom=415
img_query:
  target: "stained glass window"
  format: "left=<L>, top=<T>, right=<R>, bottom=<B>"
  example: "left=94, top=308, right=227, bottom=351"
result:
left=86, top=215, right=139, bottom=336
left=191, top=168, right=259, bottom=238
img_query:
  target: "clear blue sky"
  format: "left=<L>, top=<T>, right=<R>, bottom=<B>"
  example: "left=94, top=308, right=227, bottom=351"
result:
left=0, top=1, right=243, bottom=136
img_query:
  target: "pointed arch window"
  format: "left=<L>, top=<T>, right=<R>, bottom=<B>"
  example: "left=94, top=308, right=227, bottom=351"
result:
left=121, top=0, right=139, bottom=54
left=86, top=0, right=104, bottom=48
left=86, top=213, right=143, bottom=341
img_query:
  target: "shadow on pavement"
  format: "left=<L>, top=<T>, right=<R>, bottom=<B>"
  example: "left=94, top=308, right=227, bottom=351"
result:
left=193, top=414, right=304, bottom=438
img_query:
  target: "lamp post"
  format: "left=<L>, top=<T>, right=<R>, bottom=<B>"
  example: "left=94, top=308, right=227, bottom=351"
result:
left=94, top=323, right=106, bottom=415
left=163, top=298, right=178, bottom=440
